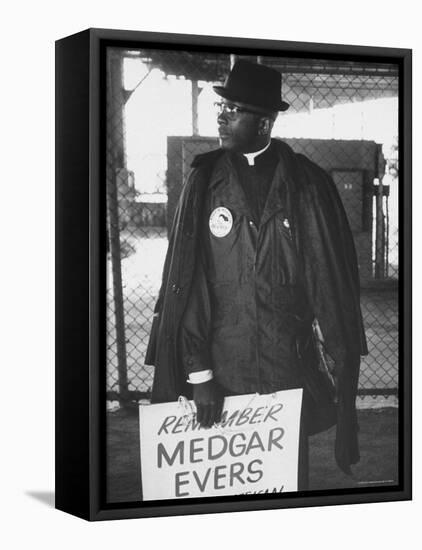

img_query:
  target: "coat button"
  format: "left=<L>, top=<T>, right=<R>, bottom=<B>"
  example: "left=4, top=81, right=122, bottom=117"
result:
left=171, top=284, right=181, bottom=294
left=249, top=220, right=255, bottom=227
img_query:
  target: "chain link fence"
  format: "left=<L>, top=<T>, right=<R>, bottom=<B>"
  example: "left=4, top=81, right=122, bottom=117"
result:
left=106, top=47, right=399, bottom=405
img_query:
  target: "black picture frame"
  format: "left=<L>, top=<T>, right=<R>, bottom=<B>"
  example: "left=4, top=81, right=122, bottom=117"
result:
left=55, top=27, right=412, bottom=521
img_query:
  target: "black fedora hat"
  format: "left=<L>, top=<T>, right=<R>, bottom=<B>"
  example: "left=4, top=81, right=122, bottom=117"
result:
left=213, top=60, right=290, bottom=113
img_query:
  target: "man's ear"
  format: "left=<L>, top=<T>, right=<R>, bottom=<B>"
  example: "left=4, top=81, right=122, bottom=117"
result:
left=259, top=117, right=271, bottom=136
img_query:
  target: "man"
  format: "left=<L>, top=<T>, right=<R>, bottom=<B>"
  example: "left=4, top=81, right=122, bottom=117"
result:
left=145, top=60, right=368, bottom=481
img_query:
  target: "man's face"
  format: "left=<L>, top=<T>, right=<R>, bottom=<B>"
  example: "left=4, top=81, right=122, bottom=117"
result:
left=216, top=100, right=270, bottom=153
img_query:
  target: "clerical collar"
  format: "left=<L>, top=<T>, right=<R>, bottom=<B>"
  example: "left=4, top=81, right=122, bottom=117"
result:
left=243, top=141, right=271, bottom=166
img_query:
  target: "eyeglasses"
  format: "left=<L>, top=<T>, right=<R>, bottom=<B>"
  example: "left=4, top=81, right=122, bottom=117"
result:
left=213, top=101, right=263, bottom=119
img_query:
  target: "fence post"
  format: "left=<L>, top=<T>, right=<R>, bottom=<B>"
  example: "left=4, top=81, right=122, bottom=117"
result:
left=107, top=50, right=129, bottom=405
left=107, top=173, right=130, bottom=405
left=374, top=180, right=386, bottom=279
left=191, top=80, right=199, bottom=136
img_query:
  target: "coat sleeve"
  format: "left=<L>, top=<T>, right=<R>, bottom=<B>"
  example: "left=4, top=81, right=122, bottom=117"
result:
left=297, top=156, right=367, bottom=473
left=179, top=245, right=213, bottom=377
left=148, top=161, right=213, bottom=402
left=146, top=151, right=222, bottom=370
left=144, top=204, right=178, bottom=367
left=298, top=157, right=368, bottom=363
left=144, top=168, right=196, bottom=368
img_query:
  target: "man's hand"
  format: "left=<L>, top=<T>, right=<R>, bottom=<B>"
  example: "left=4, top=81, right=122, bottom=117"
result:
left=193, top=379, right=224, bottom=428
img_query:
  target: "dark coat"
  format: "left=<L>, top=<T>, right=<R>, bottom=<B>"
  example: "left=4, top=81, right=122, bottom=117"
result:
left=146, top=139, right=368, bottom=474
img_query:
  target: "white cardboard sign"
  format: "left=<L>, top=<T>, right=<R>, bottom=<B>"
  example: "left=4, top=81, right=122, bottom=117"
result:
left=139, top=389, right=303, bottom=500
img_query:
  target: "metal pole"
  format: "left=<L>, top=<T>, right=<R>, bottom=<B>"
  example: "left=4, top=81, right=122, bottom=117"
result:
left=191, top=79, right=199, bottom=136
left=374, top=181, right=386, bottom=279
left=107, top=174, right=129, bottom=403
left=385, top=192, right=390, bottom=278
left=230, top=54, right=238, bottom=69
left=106, top=50, right=129, bottom=404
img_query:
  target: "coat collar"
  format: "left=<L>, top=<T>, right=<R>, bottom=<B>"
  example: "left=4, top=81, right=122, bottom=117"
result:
left=206, top=139, right=301, bottom=225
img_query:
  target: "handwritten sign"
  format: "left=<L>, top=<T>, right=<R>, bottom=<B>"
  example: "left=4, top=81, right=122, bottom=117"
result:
left=139, top=389, right=303, bottom=500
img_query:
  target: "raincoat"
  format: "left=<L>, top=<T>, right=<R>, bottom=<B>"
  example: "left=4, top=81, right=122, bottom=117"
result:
left=146, top=139, right=368, bottom=473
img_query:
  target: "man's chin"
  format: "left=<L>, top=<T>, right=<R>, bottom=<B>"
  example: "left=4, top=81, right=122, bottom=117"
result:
left=219, top=137, right=236, bottom=151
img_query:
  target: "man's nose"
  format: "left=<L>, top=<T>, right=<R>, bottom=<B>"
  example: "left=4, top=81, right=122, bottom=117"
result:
left=217, top=110, right=228, bottom=124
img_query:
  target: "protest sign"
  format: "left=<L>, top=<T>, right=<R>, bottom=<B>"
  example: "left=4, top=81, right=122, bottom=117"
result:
left=139, top=389, right=303, bottom=500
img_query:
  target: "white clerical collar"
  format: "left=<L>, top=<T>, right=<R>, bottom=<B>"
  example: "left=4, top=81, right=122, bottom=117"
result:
left=243, top=141, right=271, bottom=166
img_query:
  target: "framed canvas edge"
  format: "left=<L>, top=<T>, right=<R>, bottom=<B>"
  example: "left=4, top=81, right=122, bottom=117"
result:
left=56, top=27, right=412, bottom=522
left=88, top=26, right=412, bottom=58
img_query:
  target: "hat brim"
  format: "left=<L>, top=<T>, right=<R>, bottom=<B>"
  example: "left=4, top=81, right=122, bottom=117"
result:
left=213, top=85, right=290, bottom=112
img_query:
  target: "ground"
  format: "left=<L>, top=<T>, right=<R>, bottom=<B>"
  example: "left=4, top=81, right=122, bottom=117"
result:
left=106, top=406, right=398, bottom=503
